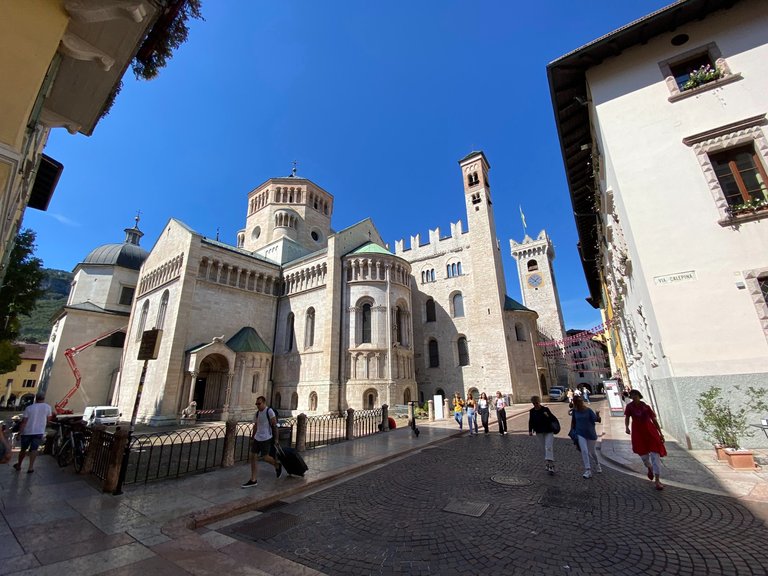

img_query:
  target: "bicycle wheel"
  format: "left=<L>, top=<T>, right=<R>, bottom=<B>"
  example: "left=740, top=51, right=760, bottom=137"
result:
left=57, top=440, right=73, bottom=467
left=73, top=438, right=85, bottom=473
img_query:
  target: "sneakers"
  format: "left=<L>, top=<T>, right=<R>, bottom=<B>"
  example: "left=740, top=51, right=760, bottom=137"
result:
left=241, top=480, right=258, bottom=488
left=13, top=463, right=20, bottom=471
left=275, top=463, right=283, bottom=478
left=546, top=462, right=555, bottom=475
left=583, top=469, right=593, bottom=479
left=595, top=464, right=603, bottom=474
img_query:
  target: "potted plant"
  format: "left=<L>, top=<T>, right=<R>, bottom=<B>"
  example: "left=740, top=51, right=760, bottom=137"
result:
left=696, top=385, right=768, bottom=469
left=682, top=64, right=723, bottom=91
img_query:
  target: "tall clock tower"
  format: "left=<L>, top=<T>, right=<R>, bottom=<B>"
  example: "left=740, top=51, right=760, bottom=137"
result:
left=510, top=230, right=566, bottom=344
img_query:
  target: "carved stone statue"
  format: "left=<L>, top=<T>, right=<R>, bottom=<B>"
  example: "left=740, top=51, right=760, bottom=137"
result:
left=181, top=400, right=197, bottom=418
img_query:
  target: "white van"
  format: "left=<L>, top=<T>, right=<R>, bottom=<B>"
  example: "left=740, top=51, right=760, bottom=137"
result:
left=82, top=406, right=121, bottom=427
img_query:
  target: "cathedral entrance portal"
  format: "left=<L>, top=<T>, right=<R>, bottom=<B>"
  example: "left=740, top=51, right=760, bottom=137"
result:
left=194, top=353, right=230, bottom=417
left=364, top=388, right=378, bottom=409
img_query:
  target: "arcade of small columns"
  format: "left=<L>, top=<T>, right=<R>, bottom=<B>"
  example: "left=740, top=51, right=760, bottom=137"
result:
left=197, top=256, right=281, bottom=296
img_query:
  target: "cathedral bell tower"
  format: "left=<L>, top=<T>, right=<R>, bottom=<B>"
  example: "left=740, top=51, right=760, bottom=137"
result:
left=459, top=151, right=513, bottom=389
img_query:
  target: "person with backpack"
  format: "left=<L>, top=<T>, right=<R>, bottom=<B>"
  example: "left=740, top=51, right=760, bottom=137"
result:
left=242, top=396, right=283, bottom=488
left=528, top=395, right=560, bottom=475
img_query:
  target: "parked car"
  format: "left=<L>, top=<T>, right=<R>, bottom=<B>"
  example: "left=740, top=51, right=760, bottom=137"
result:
left=548, top=386, right=566, bottom=402
left=82, top=406, right=121, bottom=427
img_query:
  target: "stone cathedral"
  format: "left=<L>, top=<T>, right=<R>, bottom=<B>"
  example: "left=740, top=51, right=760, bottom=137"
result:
left=44, top=152, right=549, bottom=425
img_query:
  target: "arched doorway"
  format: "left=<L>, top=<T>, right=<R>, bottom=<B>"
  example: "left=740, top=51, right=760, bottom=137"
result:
left=363, top=388, right=378, bottom=410
left=194, top=353, right=230, bottom=414
left=539, top=373, right=547, bottom=396
left=467, top=388, right=478, bottom=400
left=404, top=388, right=412, bottom=404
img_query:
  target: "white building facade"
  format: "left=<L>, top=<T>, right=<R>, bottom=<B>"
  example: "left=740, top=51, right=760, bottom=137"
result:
left=549, top=0, right=768, bottom=448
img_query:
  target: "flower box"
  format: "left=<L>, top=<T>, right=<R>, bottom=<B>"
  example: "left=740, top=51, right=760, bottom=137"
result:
left=724, top=448, right=755, bottom=470
left=714, top=444, right=728, bottom=461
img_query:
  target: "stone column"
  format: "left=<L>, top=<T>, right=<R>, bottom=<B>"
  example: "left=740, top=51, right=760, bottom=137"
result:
left=443, top=398, right=451, bottom=420
left=381, top=404, right=389, bottom=431
left=296, top=413, right=308, bottom=451
left=428, top=399, right=434, bottom=422
left=221, top=420, right=237, bottom=468
left=346, top=408, right=355, bottom=440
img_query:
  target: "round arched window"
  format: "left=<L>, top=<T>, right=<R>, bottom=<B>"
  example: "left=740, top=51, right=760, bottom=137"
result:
left=251, top=226, right=261, bottom=240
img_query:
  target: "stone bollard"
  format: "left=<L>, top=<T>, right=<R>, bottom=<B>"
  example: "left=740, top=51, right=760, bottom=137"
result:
left=296, top=413, right=308, bottom=451
left=104, top=428, right=129, bottom=493
left=381, top=404, right=389, bottom=431
left=221, top=420, right=237, bottom=468
left=346, top=408, right=355, bottom=440
left=443, top=398, right=451, bottom=419
left=428, top=399, right=434, bottom=421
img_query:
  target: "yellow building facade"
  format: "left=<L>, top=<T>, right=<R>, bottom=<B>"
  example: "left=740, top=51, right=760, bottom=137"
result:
left=1, top=343, right=47, bottom=408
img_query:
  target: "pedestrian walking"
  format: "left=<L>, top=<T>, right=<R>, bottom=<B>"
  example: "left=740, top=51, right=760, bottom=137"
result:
left=624, top=389, right=667, bottom=490
left=0, top=421, right=12, bottom=464
left=13, top=393, right=53, bottom=473
left=528, top=396, right=559, bottom=474
left=582, top=386, right=591, bottom=403
left=494, top=391, right=508, bottom=435
left=566, top=388, right=575, bottom=406
left=570, top=395, right=601, bottom=478
left=242, top=396, right=283, bottom=488
left=466, top=393, right=479, bottom=435
left=452, top=392, right=465, bottom=430
left=477, top=392, right=491, bottom=434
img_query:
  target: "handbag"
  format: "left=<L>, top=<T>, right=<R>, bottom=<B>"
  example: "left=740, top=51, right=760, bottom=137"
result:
left=549, top=414, right=561, bottom=435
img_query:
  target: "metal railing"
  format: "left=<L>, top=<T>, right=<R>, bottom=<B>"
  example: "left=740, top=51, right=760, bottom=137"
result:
left=353, top=408, right=382, bottom=439
left=304, top=412, right=347, bottom=449
left=123, top=423, right=252, bottom=485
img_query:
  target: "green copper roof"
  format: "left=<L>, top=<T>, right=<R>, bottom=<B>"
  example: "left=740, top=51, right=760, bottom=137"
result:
left=504, top=296, right=532, bottom=312
left=349, top=242, right=392, bottom=255
left=226, top=327, right=271, bottom=353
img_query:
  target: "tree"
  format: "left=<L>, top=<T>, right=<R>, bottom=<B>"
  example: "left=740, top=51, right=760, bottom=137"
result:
left=0, top=229, right=45, bottom=343
left=0, top=340, right=23, bottom=374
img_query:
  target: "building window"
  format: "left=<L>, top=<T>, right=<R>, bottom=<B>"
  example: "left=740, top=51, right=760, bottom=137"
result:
left=515, top=323, right=526, bottom=342
left=285, top=313, right=295, bottom=352
left=156, top=290, right=169, bottom=329
left=425, top=298, right=436, bottom=322
left=447, top=262, right=462, bottom=278
left=452, top=293, right=464, bottom=318
left=29, top=364, right=37, bottom=372
left=361, top=303, right=372, bottom=344
left=760, top=275, right=768, bottom=305
left=428, top=339, right=439, bottom=368
left=457, top=337, right=470, bottom=366
left=527, top=259, right=538, bottom=272
left=291, top=392, right=298, bottom=410
left=22, top=379, right=36, bottom=388
left=659, top=43, right=739, bottom=101
left=710, top=145, right=767, bottom=211
left=395, top=307, right=403, bottom=345
left=119, top=286, right=135, bottom=306
left=685, top=119, right=768, bottom=225
left=421, top=268, right=435, bottom=283
left=252, top=372, right=260, bottom=393
left=305, top=307, right=315, bottom=348
left=136, top=301, right=149, bottom=341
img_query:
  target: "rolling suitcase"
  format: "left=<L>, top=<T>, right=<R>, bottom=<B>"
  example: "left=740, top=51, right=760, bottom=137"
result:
left=276, top=445, right=308, bottom=477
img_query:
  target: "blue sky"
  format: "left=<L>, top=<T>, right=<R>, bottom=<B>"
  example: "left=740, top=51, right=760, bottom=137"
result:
left=24, top=0, right=671, bottom=330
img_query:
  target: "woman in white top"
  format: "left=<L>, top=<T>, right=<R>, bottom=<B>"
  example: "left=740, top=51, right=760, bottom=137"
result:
left=495, top=391, right=508, bottom=435
left=477, top=392, right=491, bottom=434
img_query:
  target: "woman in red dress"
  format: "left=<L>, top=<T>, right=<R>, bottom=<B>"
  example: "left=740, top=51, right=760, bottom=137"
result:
left=624, top=389, right=667, bottom=490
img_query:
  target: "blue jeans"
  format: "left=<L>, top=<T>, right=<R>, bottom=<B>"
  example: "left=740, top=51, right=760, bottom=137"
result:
left=454, top=411, right=463, bottom=429
left=466, top=408, right=478, bottom=433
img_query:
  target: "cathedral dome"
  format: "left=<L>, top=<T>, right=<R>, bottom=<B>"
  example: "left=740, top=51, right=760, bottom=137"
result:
left=83, top=242, right=148, bottom=270
left=82, top=218, right=148, bottom=270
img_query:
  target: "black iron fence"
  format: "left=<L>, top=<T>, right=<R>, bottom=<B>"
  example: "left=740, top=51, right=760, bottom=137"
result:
left=79, top=406, right=391, bottom=487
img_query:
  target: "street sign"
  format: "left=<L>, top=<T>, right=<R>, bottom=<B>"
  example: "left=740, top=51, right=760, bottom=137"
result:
left=137, top=329, right=162, bottom=360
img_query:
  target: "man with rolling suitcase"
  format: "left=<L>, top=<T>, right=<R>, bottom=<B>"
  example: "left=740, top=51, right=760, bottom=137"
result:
left=242, top=396, right=283, bottom=488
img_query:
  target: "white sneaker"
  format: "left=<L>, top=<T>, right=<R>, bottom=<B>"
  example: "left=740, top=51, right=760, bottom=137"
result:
left=583, top=470, right=593, bottom=479
left=595, top=464, right=603, bottom=473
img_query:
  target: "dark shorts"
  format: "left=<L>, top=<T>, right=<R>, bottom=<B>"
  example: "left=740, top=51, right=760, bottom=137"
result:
left=251, top=438, right=275, bottom=458
left=20, top=435, right=44, bottom=451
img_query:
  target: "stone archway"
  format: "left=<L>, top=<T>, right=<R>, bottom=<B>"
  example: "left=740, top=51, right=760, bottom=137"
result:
left=194, top=353, right=230, bottom=412
left=364, top=388, right=378, bottom=410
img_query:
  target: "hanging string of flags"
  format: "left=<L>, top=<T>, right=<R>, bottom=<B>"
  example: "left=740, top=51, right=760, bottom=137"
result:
left=536, top=318, right=616, bottom=348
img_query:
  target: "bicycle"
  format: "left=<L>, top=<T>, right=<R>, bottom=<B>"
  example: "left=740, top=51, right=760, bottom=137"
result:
left=53, top=421, right=87, bottom=472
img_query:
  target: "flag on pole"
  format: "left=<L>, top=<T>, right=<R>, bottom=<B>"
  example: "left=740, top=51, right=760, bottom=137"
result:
left=519, top=205, right=527, bottom=231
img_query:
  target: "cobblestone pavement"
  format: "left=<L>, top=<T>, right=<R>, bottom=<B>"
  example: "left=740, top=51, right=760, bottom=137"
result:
left=214, top=405, right=768, bottom=576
